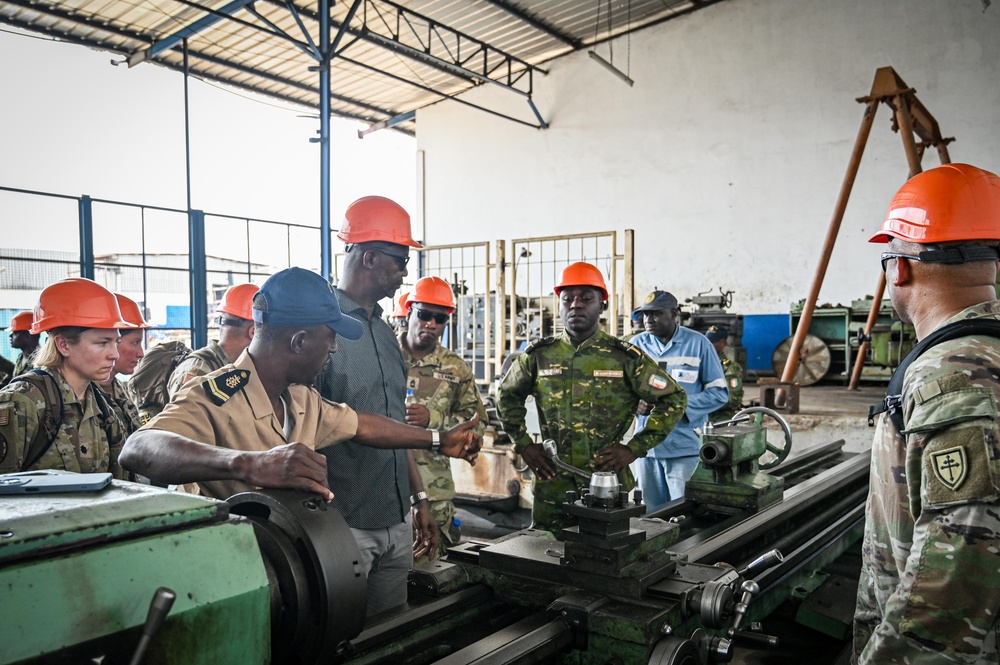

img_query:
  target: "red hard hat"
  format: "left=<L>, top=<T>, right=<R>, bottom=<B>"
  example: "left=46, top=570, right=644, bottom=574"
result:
left=217, top=283, right=260, bottom=321
left=31, top=278, right=135, bottom=334
left=870, top=163, right=1000, bottom=244
left=554, top=262, right=609, bottom=300
left=392, top=292, right=411, bottom=318
left=115, top=294, right=152, bottom=328
left=337, top=196, right=423, bottom=248
left=407, top=276, right=455, bottom=313
left=9, top=311, right=34, bottom=332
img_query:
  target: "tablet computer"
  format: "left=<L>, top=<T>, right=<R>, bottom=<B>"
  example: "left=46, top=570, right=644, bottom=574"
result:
left=0, top=470, right=113, bottom=494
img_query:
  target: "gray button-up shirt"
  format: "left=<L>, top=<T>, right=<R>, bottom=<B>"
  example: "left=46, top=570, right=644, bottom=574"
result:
left=316, top=289, right=409, bottom=529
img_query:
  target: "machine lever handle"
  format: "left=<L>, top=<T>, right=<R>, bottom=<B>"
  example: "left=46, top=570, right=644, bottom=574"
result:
left=541, top=440, right=592, bottom=481
left=128, top=586, right=176, bottom=665
left=737, top=549, right=783, bottom=578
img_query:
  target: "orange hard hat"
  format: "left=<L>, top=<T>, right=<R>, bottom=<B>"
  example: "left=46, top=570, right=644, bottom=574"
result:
left=217, top=283, right=259, bottom=321
left=554, top=262, right=608, bottom=300
left=9, top=311, right=34, bottom=332
left=392, top=292, right=411, bottom=318
left=870, top=163, right=1000, bottom=244
left=407, top=276, right=455, bottom=313
left=115, top=294, right=152, bottom=328
left=31, top=278, right=135, bottom=334
left=337, top=196, right=423, bottom=248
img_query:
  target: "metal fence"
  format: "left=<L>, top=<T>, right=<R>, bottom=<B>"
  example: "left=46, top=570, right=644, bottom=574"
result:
left=2, top=185, right=635, bottom=383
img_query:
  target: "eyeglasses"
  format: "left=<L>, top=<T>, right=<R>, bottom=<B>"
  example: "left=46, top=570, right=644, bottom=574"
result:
left=215, top=315, right=249, bottom=327
left=369, top=247, right=410, bottom=267
left=880, top=252, right=923, bottom=272
left=413, top=308, right=450, bottom=325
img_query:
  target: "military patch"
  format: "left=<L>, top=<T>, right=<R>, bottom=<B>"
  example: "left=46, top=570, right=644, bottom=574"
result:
left=930, top=445, right=968, bottom=491
left=538, top=369, right=562, bottom=377
left=593, top=370, right=624, bottom=378
left=183, top=372, right=199, bottom=385
left=407, top=377, right=419, bottom=390
left=729, top=378, right=740, bottom=388
left=0, top=402, right=12, bottom=426
left=649, top=374, right=668, bottom=390
left=433, top=371, right=458, bottom=383
left=613, top=338, right=643, bottom=359
left=204, top=369, right=251, bottom=406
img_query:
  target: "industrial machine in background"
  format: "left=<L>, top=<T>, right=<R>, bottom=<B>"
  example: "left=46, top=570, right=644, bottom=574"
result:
left=679, top=288, right=746, bottom=372
left=774, top=298, right=915, bottom=386
left=2, top=409, right=866, bottom=665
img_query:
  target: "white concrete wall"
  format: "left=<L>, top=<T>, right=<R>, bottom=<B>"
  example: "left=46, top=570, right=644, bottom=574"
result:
left=415, top=0, right=1000, bottom=314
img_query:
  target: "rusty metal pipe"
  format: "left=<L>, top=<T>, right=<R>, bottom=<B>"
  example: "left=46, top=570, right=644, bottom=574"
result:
left=781, top=99, right=879, bottom=383
left=847, top=272, right=886, bottom=390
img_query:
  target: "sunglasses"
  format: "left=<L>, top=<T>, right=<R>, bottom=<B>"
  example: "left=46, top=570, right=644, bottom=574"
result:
left=879, top=252, right=923, bottom=272
left=369, top=247, right=410, bottom=267
left=413, top=308, right=450, bottom=325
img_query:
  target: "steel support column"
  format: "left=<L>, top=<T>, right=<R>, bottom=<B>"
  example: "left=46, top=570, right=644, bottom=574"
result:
left=78, top=195, right=95, bottom=280
left=319, top=0, right=332, bottom=282
left=189, top=209, right=208, bottom=348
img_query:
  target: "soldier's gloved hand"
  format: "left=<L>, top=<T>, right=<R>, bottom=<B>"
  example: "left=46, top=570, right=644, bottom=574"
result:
left=405, top=403, right=431, bottom=428
left=440, top=414, right=482, bottom=465
left=593, top=444, right=637, bottom=472
left=521, top=443, right=556, bottom=480
left=636, top=400, right=652, bottom=416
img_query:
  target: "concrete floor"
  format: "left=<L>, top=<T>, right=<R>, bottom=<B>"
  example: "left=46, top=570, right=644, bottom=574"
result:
left=744, top=383, right=882, bottom=455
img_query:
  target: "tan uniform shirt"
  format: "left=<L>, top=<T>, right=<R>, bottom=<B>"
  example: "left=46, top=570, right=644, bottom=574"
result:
left=143, top=350, right=359, bottom=500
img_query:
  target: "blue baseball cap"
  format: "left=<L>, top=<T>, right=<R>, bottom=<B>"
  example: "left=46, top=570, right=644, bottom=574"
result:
left=705, top=325, right=729, bottom=343
left=253, top=267, right=364, bottom=341
left=632, top=290, right=679, bottom=320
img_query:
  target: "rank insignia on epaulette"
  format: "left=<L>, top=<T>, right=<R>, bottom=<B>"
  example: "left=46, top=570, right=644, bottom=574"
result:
left=613, top=338, right=643, bottom=359
left=204, top=370, right=251, bottom=405
left=523, top=337, right=555, bottom=354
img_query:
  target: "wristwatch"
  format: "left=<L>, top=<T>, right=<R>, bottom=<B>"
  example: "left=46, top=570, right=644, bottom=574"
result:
left=410, top=490, right=429, bottom=506
left=430, top=430, right=441, bottom=453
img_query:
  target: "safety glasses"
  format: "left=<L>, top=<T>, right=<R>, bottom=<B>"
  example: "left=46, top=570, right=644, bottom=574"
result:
left=369, top=247, right=410, bottom=267
left=414, top=308, right=449, bottom=325
left=880, top=252, right=922, bottom=272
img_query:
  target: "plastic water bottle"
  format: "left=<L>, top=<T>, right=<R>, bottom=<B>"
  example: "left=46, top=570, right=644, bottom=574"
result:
left=405, top=388, right=416, bottom=406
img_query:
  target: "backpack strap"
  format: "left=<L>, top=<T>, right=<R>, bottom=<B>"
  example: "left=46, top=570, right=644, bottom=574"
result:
left=19, top=369, right=65, bottom=470
left=868, top=319, right=1000, bottom=432
left=89, top=382, right=121, bottom=446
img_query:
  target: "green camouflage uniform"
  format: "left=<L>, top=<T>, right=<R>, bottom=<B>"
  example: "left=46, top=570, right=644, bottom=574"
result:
left=497, top=329, right=687, bottom=535
left=710, top=352, right=744, bottom=423
left=0, top=368, right=127, bottom=478
left=853, top=301, right=1000, bottom=664
left=167, top=340, right=231, bottom=398
left=13, top=352, right=34, bottom=378
left=97, top=378, right=143, bottom=436
left=401, top=332, right=488, bottom=559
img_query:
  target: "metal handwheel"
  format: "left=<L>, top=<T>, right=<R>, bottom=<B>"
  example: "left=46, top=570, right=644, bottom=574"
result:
left=733, top=406, right=793, bottom=470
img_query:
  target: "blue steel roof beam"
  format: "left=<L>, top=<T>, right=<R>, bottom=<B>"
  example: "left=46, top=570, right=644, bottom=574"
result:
left=245, top=3, right=320, bottom=60
left=0, top=2, right=409, bottom=130
left=281, top=0, right=322, bottom=59
left=363, top=0, right=538, bottom=95
left=127, top=0, right=257, bottom=67
left=337, top=53, right=544, bottom=130
left=478, top=0, right=582, bottom=49
left=274, top=0, right=540, bottom=98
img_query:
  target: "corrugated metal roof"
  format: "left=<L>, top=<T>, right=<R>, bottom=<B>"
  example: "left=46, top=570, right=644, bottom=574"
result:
left=0, top=0, right=725, bottom=134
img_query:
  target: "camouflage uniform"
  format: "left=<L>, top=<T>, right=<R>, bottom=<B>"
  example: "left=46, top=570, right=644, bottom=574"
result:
left=167, top=340, right=231, bottom=398
left=0, top=355, right=14, bottom=388
left=0, top=368, right=127, bottom=478
left=13, top=352, right=34, bottom=378
left=400, top=332, right=488, bottom=558
left=497, top=329, right=687, bottom=535
left=853, top=301, right=1000, bottom=664
left=97, top=378, right=143, bottom=435
left=710, top=353, right=744, bottom=422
